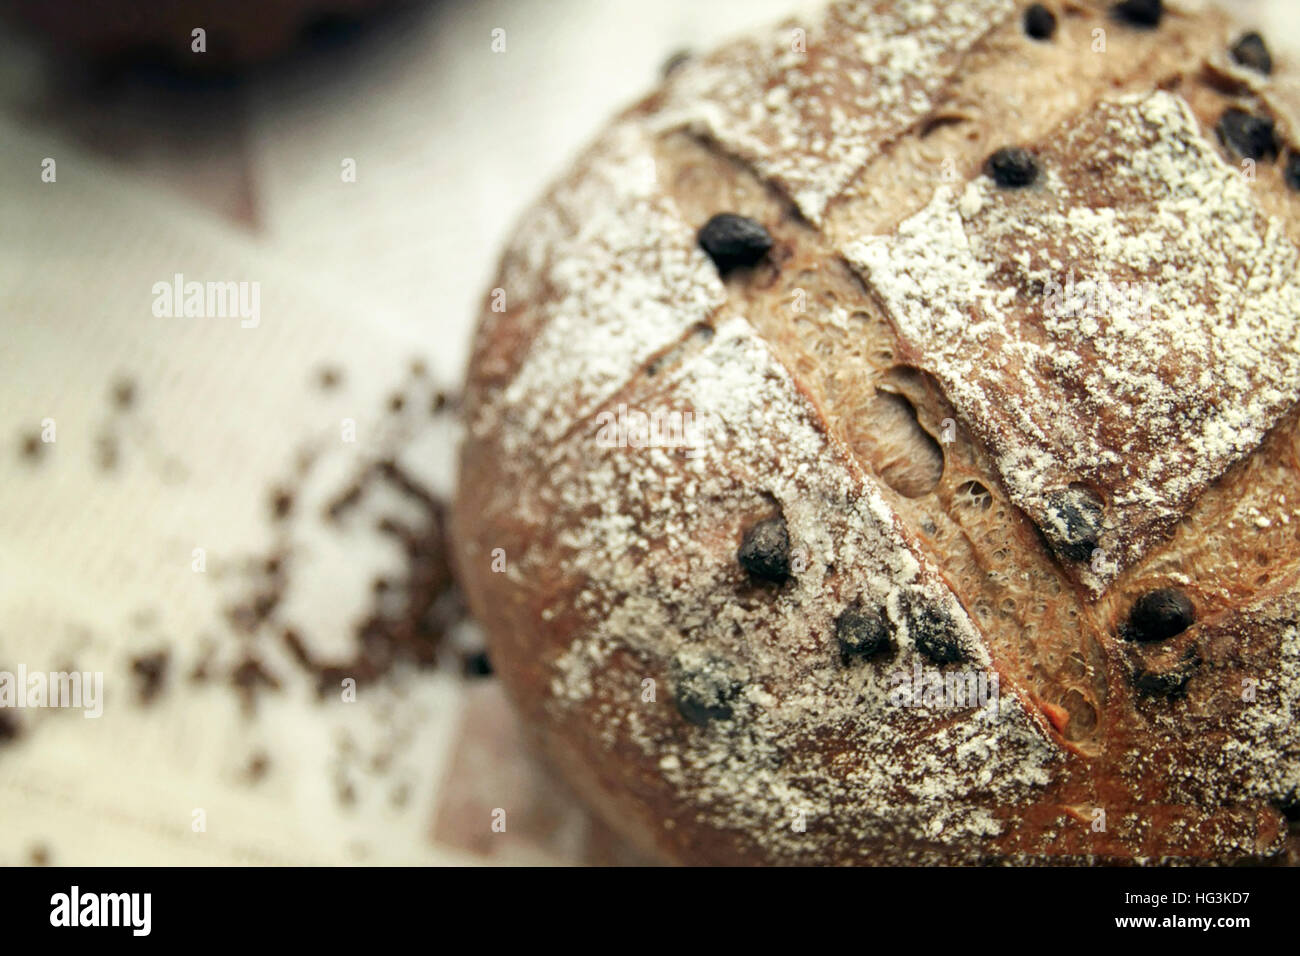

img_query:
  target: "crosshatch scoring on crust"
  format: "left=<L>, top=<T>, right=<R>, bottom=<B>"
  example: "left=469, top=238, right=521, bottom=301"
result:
left=649, top=0, right=1019, bottom=224
left=846, top=90, right=1300, bottom=593
left=452, top=0, right=1300, bottom=865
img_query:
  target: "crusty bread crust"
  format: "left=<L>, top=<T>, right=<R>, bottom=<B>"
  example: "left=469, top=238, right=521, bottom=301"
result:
left=454, top=0, right=1300, bottom=864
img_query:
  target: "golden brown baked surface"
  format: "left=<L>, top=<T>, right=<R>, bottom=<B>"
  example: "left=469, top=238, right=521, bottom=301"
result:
left=454, top=0, right=1300, bottom=864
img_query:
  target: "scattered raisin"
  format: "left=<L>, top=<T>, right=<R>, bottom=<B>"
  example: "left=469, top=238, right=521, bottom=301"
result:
left=1284, top=153, right=1300, bottom=192
left=1132, top=652, right=1200, bottom=699
left=463, top=651, right=493, bottom=678
left=698, top=213, right=773, bottom=274
left=1133, top=669, right=1191, bottom=698
left=737, top=516, right=791, bottom=583
left=1041, top=487, right=1104, bottom=563
left=1230, top=31, right=1272, bottom=75
left=986, top=147, right=1039, bottom=188
left=835, top=606, right=892, bottom=661
left=1023, top=4, right=1057, bottom=41
left=1112, top=0, right=1162, bottom=28
left=1124, top=588, right=1195, bottom=643
left=671, top=657, right=741, bottom=726
left=905, top=599, right=967, bottom=664
left=1217, top=108, right=1279, bottom=161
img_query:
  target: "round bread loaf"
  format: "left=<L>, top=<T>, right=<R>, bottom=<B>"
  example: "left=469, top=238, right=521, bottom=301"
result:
left=453, top=0, right=1300, bottom=865
left=1, top=0, right=394, bottom=69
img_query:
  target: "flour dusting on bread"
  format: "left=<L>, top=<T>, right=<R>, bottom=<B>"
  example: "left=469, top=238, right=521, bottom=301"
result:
left=475, top=122, right=725, bottom=456
left=651, top=0, right=1016, bottom=223
left=542, top=319, right=1056, bottom=861
left=846, top=91, right=1300, bottom=592
left=453, top=0, right=1300, bottom=864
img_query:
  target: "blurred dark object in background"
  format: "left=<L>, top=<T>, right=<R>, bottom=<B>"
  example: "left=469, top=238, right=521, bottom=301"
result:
left=0, top=0, right=400, bottom=71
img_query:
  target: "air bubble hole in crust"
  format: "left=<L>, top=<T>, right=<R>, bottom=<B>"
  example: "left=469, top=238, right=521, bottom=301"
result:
left=864, top=388, right=943, bottom=497
left=956, top=479, right=993, bottom=511
left=1061, top=689, right=1098, bottom=738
